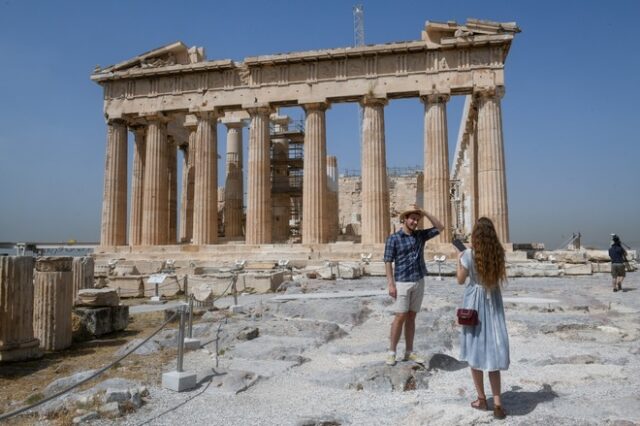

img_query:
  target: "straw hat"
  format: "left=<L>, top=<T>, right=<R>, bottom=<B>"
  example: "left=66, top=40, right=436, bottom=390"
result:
left=399, top=204, right=426, bottom=221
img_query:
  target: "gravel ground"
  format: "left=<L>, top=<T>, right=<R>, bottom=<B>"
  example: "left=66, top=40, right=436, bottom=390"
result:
left=86, top=271, right=640, bottom=425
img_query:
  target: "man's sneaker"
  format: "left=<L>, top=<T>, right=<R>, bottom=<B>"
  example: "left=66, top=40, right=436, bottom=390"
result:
left=404, top=352, right=425, bottom=364
left=385, top=353, right=397, bottom=366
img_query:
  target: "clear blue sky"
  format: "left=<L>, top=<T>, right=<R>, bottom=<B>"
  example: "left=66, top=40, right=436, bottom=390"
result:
left=1, top=0, right=638, bottom=250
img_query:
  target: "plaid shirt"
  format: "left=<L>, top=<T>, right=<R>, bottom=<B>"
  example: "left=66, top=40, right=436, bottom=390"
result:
left=383, top=227, right=440, bottom=282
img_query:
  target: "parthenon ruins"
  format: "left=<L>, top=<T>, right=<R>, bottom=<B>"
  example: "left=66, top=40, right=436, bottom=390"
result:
left=91, top=19, right=520, bottom=261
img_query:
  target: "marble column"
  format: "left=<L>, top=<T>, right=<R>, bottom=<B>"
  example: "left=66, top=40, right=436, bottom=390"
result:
left=129, top=126, right=146, bottom=246
left=468, top=118, right=479, bottom=230
left=34, top=257, right=73, bottom=351
left=271, top=115, right=290, bottom=242
left=476, top=88, right=509, bottom=242
left=224, top=121, right=245, bottom=238
left=179, top=119, right=197, bottom=243
left=192, top=111, right=218, bottom=245
left=246, top=106, right=272, bottom=244
left=326, top=155, right=339, bottom=241
left=302, top=102, right=329, bottom=244
left=360, top=97, right=390, bottom=244
left=422, top=93, right=451, bottom=242
left=0, top=256, right=41, bottom=361
left=178, top=144, right=192, bottom=243
left=100, top=119, right=128, bottom=246
left=167, top=137, right=178, bottom=243
left=141, top=115, right=169, bottom=245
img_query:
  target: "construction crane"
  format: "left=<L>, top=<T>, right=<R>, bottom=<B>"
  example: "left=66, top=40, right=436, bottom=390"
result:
left=353, top=4, right=365, bottom=47
left=353, top=4, right=365, bottom=152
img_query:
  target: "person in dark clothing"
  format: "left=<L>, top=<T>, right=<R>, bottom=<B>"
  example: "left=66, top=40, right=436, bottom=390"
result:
left=608, top=234, right=627, bottom=292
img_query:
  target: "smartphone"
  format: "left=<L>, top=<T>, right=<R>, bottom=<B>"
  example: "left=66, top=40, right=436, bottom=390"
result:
left=452, top=239, right=467, bottom=252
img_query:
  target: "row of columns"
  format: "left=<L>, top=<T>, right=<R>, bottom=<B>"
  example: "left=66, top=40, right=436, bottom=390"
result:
left=100, top=89, right=508, bottom=247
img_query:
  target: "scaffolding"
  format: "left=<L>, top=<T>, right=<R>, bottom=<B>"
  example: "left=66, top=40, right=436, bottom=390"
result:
left=270, top=119, right=305, bottom=241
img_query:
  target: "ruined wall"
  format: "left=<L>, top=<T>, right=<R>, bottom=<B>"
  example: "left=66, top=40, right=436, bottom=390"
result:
left=338, top=172, right=423, bottom=237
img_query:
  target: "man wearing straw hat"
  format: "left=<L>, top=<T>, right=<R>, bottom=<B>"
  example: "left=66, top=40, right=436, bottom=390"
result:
left=383, top=204, right=444, bottom=365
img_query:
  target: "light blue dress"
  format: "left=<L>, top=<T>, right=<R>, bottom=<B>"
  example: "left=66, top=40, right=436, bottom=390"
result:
left=459, top=249, right=510, bottom=371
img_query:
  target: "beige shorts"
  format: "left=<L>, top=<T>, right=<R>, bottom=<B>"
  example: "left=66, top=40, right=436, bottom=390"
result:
left=393, top=279, right=425, bottom=313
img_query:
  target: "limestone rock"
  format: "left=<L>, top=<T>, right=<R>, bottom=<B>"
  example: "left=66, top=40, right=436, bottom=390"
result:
left=104, top=388, right=131, bottom=403
left=98, top=401, right=122, bottom=418
left=236, top=327, right=259, bottom=341
left=72, top=411, right=99, bottom=424
left=205, top=369, right=260, bottom=395
left=76, top=288, right=120, bottom=307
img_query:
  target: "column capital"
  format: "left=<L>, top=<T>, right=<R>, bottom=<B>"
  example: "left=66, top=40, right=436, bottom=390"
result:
left=106, top=118, right=128, bottom=126
left=222, top=120, right=245, bottom=130
left=419, top=92, right=450, bottom=104
left=302, top=101, right=330, bottom=112
left=128, top=123, right=147, bottom=136
left=473, top=86, right=505, bottom=101
left=191, top=110, right=220, bottom=121
left=245, top=104, right=274, bottom=116
left=360, top=96, right=388, bottom=107
left=139, top=112, right=171, bottom=124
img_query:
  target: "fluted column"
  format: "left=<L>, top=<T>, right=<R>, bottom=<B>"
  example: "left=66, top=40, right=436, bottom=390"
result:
left=469, top=118, right=479, bottom=229
left=326, top=155, right=339, bottom=241
left=0, top=256, right=41, bottom=361
left=224, top=121, right=245, bottom=238
left=100, top=119, right=128, bottom=246
left=422, top=93, right=451, bottom=242
left=129, top=126, right=146, bottom=246
left=167, top=137, right=178, bottom=243
left=192, top=111, right=219, bottom=245
left=71, top=256, right=94, bottom=302
left=476, top=87, right=509, bottom=242
left=34, top=257, right=73, bottom=351
left=302, top=102, right=329, bottom=244
left=179, top=119, right=197, bottom=243
left=360, top=97, right=390, bottom=244
left=141, top=115, right=169, bottom=245
left=178, top=144, right=192, bottom=242
left=246, top=106, right=272, bottom=244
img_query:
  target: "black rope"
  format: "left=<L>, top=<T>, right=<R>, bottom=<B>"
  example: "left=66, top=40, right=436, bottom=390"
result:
left=0, top=311, right=180, bottom=421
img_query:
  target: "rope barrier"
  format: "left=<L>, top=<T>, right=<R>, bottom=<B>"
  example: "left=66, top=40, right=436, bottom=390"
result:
left=0, top=311, right=179, bottom=422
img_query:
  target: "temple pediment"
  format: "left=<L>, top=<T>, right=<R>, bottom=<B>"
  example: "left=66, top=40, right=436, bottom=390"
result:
left=423, top=18, right=520, bottom=48
left=94, top=41, right=206, bottom=74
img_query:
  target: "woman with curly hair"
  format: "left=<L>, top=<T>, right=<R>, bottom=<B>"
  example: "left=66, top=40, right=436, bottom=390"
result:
left=456, top=217, right=510, bottom=420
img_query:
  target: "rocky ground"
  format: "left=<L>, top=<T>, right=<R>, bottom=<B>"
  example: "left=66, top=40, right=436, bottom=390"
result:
left=4, top=272, right=640, bottom=425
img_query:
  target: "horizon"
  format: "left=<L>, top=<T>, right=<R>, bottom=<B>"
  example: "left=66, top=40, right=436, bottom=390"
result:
left=0, top=1, right=638, bottom=251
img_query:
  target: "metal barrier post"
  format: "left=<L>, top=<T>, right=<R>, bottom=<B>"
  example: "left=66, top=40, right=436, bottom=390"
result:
left=176, top=306, right=186, bottom=373
left=232, top=275, right=238, bottom=306
left=161, top=304, right=197, bottom=392
left=155, top=282, right=159, bottom=298
left=187, top=295, right=194, bottom=339
left=184, top=275, right=189, bottom=302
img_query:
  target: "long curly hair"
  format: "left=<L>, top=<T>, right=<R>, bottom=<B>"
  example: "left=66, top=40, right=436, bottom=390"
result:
left=471, top=217, right=506, bottom=290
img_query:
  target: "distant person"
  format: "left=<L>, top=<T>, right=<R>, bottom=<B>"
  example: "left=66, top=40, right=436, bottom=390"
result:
left=609, top=234, right=627, bottom=292
left=383, top=205, right=444, bottom=366
left=455, top=217, right=510, bottom=420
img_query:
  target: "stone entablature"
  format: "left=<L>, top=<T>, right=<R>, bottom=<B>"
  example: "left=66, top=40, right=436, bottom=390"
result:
left=92, top=19, right=519, bottom=118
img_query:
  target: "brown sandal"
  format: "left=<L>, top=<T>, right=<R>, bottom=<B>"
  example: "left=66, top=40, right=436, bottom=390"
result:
left=493, top=405, right=507, bottom=419
left=470, top=398, right=488, bottom=411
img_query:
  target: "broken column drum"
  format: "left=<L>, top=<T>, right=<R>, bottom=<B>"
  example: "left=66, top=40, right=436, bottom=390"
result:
left=34, top=257, right=74, bottom=351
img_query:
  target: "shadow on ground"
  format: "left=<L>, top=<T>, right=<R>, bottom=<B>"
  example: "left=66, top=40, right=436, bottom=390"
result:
left=500, top=383, right=559, bottom=416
